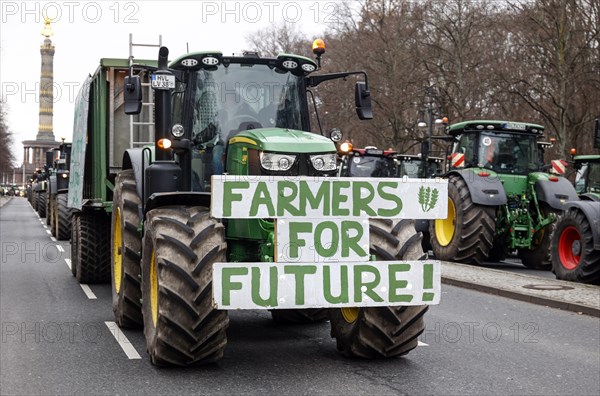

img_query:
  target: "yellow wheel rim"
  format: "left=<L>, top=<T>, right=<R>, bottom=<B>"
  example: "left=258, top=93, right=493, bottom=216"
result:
left=341, top=307, right=359, bottom=323
left=150, top=249, right=158, bottom=327
left=113, top=208, right=122, bottom=294
left=435, top=198, right=456, bottom=247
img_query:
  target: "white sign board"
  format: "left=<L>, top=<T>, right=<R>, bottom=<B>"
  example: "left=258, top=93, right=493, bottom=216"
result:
left=211, top=176, right=448, bottom=219
left=276, top=218, right=370, bottom=262
left=213, top=261, right=441, bottom=309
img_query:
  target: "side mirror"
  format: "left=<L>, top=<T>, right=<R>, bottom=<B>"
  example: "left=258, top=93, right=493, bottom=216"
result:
left=124, top=75, right=143, bottom=115
left=355, top=82, right=373, bottom=120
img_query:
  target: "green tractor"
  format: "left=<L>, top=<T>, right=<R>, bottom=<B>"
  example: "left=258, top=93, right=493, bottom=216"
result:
left=30, top=150, right=56, bottom=218
left=71, top=41, right=444, bottom=366
left=47, top=141, right=73, bottom=240
left=550, top=120, right=600, bottom=284
left=430, top=120, right=579, bottom=269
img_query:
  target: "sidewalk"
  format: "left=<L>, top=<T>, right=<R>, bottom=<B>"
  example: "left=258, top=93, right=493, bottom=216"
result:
left=442, top=261, right=600, bottom=317
left=0, top=196, right=12, bottom=208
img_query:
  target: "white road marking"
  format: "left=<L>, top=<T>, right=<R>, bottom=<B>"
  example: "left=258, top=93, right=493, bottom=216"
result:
left=43, top=225, right=47, bottom=229
left=50, top=236, right=57, bottom=242
left=105, top=321, right=142, bottom=360
left=46, top=230, right=51, bottom=235
left=418, top=341, right=429, bottom=347
left=79, top=284, right=97, bottom=299
left=56, top=245, right=64, bottom=252
left=65, top=258, right=71, bottom=270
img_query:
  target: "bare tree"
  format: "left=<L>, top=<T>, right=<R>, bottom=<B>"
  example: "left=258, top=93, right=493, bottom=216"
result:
left=0, top=100, right=16, bottom=184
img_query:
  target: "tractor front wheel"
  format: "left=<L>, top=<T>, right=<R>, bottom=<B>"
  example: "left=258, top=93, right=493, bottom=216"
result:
left=111, top=170, right=143, bottom=328
left=430, top=175, right=495, bottom=264
left=328, top=219, right=428, bottom=358
left=74, top=211, right=111, bottom=283
left=37, top=192, right=47, bottom=218
left=551, top=208, right=600, bottom=285
left=141, top=206, right=229, bottom=366
left=56, top=194, right=73, bottom=240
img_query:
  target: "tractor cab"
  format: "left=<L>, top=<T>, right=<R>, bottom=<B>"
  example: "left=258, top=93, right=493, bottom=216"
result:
left=397, top=154, right=444, bottom=179
left=337, top=144, right=398, bottom=177
left=572, top=154, right=600, bottom=200
left=448, top=120, right=545, bottom=174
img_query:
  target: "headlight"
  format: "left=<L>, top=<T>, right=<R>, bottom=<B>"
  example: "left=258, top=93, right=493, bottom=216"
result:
left=171, top=124, right=184, bottom=138
left=329, top=128, right=342, bottom=142
left=310, top=154, right=337, bottom=171
left=260, top=152, right=296, bottom=171
left=61, top=173, right=69, bottom=179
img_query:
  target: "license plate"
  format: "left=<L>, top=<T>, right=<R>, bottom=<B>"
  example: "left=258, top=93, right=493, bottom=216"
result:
left=151, top=74, right=175, bottom=90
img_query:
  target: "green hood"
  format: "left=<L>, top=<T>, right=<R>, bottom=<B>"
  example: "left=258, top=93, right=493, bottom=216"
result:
left=232, top=128, right=336, bottom=153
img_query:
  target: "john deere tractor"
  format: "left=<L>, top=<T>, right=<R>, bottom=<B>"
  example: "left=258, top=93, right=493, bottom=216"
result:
left=430, top=120, right=579, bottom=269
left=550, top=120, right=600, bottom=284
left=75, top=40, right=445, bottom=367
left=47, top=141, right=73, bottom=240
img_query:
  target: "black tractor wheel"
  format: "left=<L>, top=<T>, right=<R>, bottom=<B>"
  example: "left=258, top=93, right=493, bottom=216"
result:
left=141, top=207, right=229, bottom=366
left=70, top=213, right=80, bottom=277
left=56, top=194, right=73, bottom=241
left=551, top=208, right=600, bottom=285
left=111, top=170, right=143, bottom=328
left=37, top=192, right=47, bottom=218
left=32, top=192, right=38, bottom=211
left=271, top=308, right=328, bottom=324
left=74, top=211, right=111, bottom=283
left=50, top=195, right=57, bottom=236
left=518, top=204, right=557, bottom=270
left=46, top=194, right=52, bottom=226
left=430, top=175, right=496, bottom=264
left=328, top=219, right=429, bottom=359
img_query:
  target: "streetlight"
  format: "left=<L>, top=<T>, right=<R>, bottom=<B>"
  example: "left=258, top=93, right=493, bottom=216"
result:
left=417, top=86, right=447, bottom=158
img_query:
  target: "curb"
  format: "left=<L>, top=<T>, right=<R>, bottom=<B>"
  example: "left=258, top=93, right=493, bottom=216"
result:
left=441, top=276, right=600, bottom=317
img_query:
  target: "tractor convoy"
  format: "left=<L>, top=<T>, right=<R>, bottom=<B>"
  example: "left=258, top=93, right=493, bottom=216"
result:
left=22, top=35, right=599, bottom=366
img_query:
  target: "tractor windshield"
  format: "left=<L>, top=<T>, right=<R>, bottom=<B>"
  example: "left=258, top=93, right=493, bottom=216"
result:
left=477, top=132, right=539, bottom=174
left=348, top=156, right=396, bottom=177
left=190, top=64, right=305, bottom=146
left=576, top=162, right=600, bottom=194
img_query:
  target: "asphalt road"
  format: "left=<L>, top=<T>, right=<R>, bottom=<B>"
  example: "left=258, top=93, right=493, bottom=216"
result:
left=1, top=197, right=599, bottom=395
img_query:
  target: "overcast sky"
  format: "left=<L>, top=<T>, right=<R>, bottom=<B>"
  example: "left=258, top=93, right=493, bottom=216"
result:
left=1, top=0, right=341, bottom=163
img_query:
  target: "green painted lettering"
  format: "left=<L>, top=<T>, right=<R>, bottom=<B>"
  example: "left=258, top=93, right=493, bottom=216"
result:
left=341, top=221, right=367, bottom=258
left=389, top=264, right=413, bottom=303
left=284, top=265, right=317, bottom=305
left=299, top=181, right=330, bottom=216
left=277, top=181, right=301, bottom=217
left=353, top=265, right=383, bottom=303
left=249, top=182, right=275, bottom=217
left=323, top=265, right=349, bottom=303
left=377, top=181, right=402, bottom=217
left=288, top=222, right=312, bottom=259
left=315, top=221, right=339, bottom=258
left=223, top=181, right=249, bottom=217
left=222, top=267, right=248, bottom=306
left=251, top=266, right=278, bottom=307
left=352, top=182, right=377, bottom=217
left=331, top=181, right=351, bottom=216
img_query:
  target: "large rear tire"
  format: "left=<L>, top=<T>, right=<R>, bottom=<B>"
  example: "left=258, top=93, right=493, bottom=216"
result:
left=328, top=219, right=429, bottom=358
left=37, top=192, right=47, bottom=218
left=70, top=213, right=80, bottom=277
left=518, top=204, right=557, bottom=270
left=430, top=175, right=495, bottom=264
left=56, top=194, right=73, bottom=240
left=111, top=170, right=143, bottom=328
left=551, top=208, right=600, bottom=285
left=74, top=212, right=111, bottom=284
left=141, top=207, right=229, bottom=366
left=46, top=194, right=52, bottom=226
